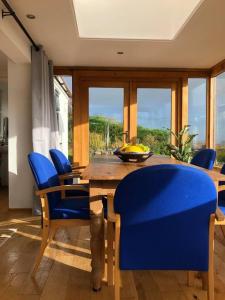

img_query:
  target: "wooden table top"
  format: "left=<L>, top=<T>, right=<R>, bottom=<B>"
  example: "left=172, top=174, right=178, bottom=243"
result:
left=82, top=155, right=225, bottom=182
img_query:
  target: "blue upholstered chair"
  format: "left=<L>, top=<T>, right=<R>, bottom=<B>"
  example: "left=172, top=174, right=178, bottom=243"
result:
left=28, top=152, right=91, bottom=276
left=49, top=148, right=86, bottom=176
left=190, top=149, right=216, bottom=170
left=49, top=148, right=88, bottom=197
left=107, top=164, right=217, bottom=300
left=218, top=164, right=225, bottom=215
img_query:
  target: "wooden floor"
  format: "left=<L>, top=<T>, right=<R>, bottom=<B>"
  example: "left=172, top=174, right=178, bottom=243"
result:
left=1, top=190, right=225, bottom=299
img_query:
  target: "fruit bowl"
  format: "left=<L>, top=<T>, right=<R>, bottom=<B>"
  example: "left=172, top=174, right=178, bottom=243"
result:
left=114, top=148, right=153, bottom=163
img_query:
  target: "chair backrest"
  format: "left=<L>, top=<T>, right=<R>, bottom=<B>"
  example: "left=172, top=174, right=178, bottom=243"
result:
left=114, top=164, right=216, bottom=271
left=49, top=149, right=73, bottom=185
left=191, top=148, right=216, bottom=170
left=28, top=152, right=61, bottom=211
left=49, top=149, right=72, bottom=175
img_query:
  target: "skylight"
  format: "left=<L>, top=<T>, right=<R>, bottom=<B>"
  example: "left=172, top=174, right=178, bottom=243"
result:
left=73, top=0, right=204, bottom=40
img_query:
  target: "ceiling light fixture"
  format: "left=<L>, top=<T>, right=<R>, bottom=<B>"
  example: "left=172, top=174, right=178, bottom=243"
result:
left=26, top=14, right=36, bottom=19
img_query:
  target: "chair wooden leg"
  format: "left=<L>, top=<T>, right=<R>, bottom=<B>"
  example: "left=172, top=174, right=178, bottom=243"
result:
left=207, top=214, right=215, bottom=300
left=187, top=271, right=195, bottom=287
left=114, top=218, right=121, bottom=300
left=48, top=226, right=57, bottom=243
left=31, top=224, right=49, bottom=277
left=107, top=221, right=114, bottom=286
left=220, top=225, right=225, bottom=239
left=114, top=256, right=120, bottom=300
left=201, top=272, right=208, bottom=291
left=207, top=270, right=214, bottom=300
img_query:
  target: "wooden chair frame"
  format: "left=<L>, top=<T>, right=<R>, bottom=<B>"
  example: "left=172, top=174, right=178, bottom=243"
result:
left=106, top=193, right=216, bottom=300
left=58, top=172, right=89, bottom=198
left=32, top=184, right=90, bottom=277
left=215, top=185, right=225, bottom=239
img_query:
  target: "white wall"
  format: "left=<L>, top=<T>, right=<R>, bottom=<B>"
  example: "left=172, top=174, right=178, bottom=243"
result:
left=8, top=60, right=33, bottom=208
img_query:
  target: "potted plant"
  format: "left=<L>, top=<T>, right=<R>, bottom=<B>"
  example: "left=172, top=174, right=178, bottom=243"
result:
left=166, top=125, right=197, bottom=162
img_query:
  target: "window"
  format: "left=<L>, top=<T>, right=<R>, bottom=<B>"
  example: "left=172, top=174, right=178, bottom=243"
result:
left=188, top=78, right=207, bottom=149
left=215, top=72, right=225, bottom=164
left=53, top=75, right=72, bottom=160
left=137, top=88, right=171, bottom=155
left=89, top=87, right=124, bottom=157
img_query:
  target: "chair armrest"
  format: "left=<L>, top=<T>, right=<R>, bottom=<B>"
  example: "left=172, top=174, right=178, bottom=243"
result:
left=107, top=193, right=120, bottom=222
left=215, top=207, right=225, bottom=226
left=71, top=162, right=86, bottom=168
left=59, top=173, right=80, bottom=180
left=218, top=185, right=225, bottom=192
left=72, top=164, right=86, bottom=170
left=36, top=184, right=89, bottom=196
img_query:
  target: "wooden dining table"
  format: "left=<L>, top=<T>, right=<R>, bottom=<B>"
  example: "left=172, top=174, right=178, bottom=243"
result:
left=82, top=154, right=225, bottom=291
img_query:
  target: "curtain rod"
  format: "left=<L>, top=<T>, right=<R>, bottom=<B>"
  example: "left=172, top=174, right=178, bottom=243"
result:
left=1, top=0, right=39, bottom=51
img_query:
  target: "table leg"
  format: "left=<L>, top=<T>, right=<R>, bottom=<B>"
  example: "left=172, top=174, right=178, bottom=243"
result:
left=90, top=199, right=105, bottom=291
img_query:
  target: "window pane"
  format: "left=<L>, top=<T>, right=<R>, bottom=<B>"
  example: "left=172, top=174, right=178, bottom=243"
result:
left=89, top=88, right=124, bottom=157
left=53, top=75, right=72, bottom=161
left=137, top=88, right=171, bottom=155
left=188, top=78, right=206, bottom=149
left=215, top=72, right=225, bottom=164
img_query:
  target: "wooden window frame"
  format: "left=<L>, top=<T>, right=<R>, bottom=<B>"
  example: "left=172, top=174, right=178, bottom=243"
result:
left=54, top=67, right=212, bottom=166
left=131, top=81, right=178, bottom=145
left=74, top=80, right=130, bottom=166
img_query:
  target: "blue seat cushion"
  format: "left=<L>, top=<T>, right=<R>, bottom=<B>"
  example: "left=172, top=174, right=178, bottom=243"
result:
left=50, top=197, right=90, bottom=220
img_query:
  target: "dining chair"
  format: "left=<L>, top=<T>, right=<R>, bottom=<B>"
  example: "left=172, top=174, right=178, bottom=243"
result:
left=49, top=148, right=88, bottom=197
left=49, top=148, right=85, bottom=177
left=217, top=164, right=225, bottom=230
left=191, top=149, right=216, bottom=170
left=107, top=164, right=217, bottom=300
left=28, top=151, right=92, bottom=276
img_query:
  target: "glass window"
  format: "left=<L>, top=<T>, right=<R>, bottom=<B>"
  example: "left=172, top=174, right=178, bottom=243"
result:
left=137, top=88, right=171, bottom=155
left=215, top=72, right=225, bottom=164
left=89, top=87, right=124, bottom=157
left=188, top=78, right=207, bottom=150
left=53, top=75, right=72, bottom=161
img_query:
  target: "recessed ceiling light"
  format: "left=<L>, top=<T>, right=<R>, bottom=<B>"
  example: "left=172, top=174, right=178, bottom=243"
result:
left=26, top=14, right=36, bottom=19
left=117, top=51, right=124, bottom=55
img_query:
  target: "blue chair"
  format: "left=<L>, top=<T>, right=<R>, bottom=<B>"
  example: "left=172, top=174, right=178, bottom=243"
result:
left=191, top=149, right=216, bottom=170
left=49, top=148, right=86, bottom=176
left=49, top=148, right=88, bottom=197
left=218, top=164, right=225, bottom=215
left=28, top=152, right=91, bottom=276
left=107, top=164, right=217, bottom=300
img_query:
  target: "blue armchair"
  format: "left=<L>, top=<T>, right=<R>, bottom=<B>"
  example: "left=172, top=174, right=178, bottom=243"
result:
left=218, top=164, right=225, bottom=216
left=49, top=148, right=86, bottom=176
left=49, top=148, right=88, bottom=197
left=107, top=164, right=217, bottom=300
left=191, top=149, right=216, bottom=170
left=28, top=152, right=91, bottom=276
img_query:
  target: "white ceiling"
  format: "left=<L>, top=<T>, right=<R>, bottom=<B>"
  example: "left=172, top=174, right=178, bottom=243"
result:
left=74, top=0, right=204, bottom=40
left=7, top=0, right=225, bottom=68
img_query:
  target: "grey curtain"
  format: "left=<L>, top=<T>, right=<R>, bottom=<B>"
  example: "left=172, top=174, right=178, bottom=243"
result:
left=31, top=46, right=59, bottom=214
left=31, top=46, right=59, bottom=157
